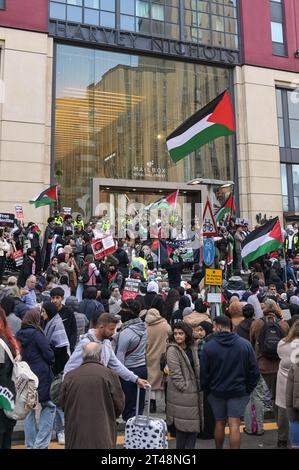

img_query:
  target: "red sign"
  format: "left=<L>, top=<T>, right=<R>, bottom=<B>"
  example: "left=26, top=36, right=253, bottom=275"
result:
left=91, top=235, right=116, bottom=260
left=122, top=279, right=141, bottom=301
left=201, top=199, right=218, bottom=237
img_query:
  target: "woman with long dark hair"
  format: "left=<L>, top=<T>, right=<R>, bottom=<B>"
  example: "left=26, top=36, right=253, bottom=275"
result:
left=0, top=306, right=20, bottom=449
left=16, top=308, right=55, bottom=448
left=164, top=288, right=180, bottom=323
left=166, top=321, right=202, bottom=449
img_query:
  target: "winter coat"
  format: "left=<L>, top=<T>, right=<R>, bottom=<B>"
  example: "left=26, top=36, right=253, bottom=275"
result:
left=61, top=360, right=124, bottom=449
left=137, top=292, right=165, bottom=316
left=108, top=297, right=122, bottom=315
left=115, top=318, right=147, bottom=369
left=183, top=311, right=212, bottom=328
left=200, top=332, right=260, bottom=399
left=16, top=326, right=54, bottom=403
left=164, top=260, right=183, bottom=288
left=286, top=347, right=299, bottom=422
left=166, top=342, right=202, bottom=433
left=17, top=256, right=34, bottom=287
left=113, top=248, right=129, bottom=278
left=145, top=309, right=171, bottom=391
left=275, top=338, right=299, bottom=409
left=250, top=315, right=289, bottom=374
left=6, top=314, right=21, bottom=335
left=79, top=299, right=104, bottom=321
left=58, top=306, right=77, bottom=353
left=235, top=318, right=255, bottom=342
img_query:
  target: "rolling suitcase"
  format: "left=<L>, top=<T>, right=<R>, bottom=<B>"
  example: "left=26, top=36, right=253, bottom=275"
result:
left=124, top=384, right=168, bottom=449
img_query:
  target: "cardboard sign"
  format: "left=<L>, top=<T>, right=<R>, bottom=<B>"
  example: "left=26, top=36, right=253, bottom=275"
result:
left=122, top=278, right=141, bottom=301
left=15, top=205, right=24, bottom=219
left=207, top=293, right=222, bottom=303
left=63, top=207, right=72, bottom=215
left=205, top=268, right=222, bottom=286
left=91, top=235, right=116, bottom=260
left=202, top=199, right=218, bottom=237
left=0, top=213, right=15, bottom=228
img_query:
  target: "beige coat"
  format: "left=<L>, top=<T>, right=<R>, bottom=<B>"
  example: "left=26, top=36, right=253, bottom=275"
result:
left=145, top=309, right=171, bottom=391
left=184, top=311, right=212, bottom=328
left=286, top=347, right=299, bottom=421
left=166, top=342, right=203, bottom=433
left=276, top=338, right=299, bottom=408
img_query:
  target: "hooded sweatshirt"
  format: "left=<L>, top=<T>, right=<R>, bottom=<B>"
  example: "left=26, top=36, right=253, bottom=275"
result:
left=115, top=318, right=147, bottom=369
left=200, top=331, right=260, bottom=399
left=63, top=328, right=138, bottom=383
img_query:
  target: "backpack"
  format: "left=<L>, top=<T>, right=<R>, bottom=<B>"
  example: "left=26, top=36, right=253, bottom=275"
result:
left=258, top=317, right=285, bottom=360
left=49, top=372, right=63, bottom=406
left=0, top=339, right=39, bottom=420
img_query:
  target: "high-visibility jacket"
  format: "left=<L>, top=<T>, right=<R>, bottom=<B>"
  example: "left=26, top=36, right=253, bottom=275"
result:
left=54, top=216, right=63, bottom=225
left=131, top=257, right=148, bottom=280
left=73, top=219, right=85, bottom=230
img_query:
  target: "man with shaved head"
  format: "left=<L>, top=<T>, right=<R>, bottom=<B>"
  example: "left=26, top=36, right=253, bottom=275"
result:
left=60, top=342, right=125, bottom=449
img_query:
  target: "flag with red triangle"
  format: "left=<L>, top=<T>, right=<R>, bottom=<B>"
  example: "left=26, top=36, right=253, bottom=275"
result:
left=215, top=193, right=236, bottom=223
left=145, top=190, right=179, bottom=211
left=241, top=217, right=283, bottom=264
left=166, top=90, right=235, bottom=163
left=29, top=185, right=58, bottom=208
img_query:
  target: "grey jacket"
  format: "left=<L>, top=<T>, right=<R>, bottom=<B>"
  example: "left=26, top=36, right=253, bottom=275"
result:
left=63, top=329, right=138, bottom=383
left=115, top=318, right=147, bottom=369
left=6, top=313, right=22, bottom=335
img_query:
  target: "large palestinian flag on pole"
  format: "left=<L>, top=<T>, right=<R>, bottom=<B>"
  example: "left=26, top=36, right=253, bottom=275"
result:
left=241, top=217, right=283, bottom=264
left=166, top=90, right=235, bottom=163
left=215, top=193, right=236, bottom=223
left=145, top=190, right=179, bottom=211
left=29, top=185, right=58, bottom=208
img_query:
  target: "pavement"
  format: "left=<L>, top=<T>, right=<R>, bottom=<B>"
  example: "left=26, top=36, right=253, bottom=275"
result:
left=11, top=398, right=280, bottom=450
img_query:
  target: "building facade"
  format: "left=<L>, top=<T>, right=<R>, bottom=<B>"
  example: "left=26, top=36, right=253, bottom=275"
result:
left=0, top=0, right=53, bottom=227
left=237, top=0, right=299, bottom=226
left=49, top=0, right=241, bottom=223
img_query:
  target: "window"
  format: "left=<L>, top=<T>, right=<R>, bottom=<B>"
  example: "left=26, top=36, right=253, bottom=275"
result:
left=0, top=0, right=5, bottom=9
left=55, top=44, right=232, bottom=214
left=277, top=88, right=299, bottom=212
left=184, top=0, right=238, bottom=48
left=280, top=164, right=289, bottom=211
left=270, top=0, right=286, bottom=56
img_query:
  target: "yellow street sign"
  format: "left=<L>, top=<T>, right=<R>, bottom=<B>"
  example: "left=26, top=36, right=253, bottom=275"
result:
left=205, top=268, right=222, bottom=286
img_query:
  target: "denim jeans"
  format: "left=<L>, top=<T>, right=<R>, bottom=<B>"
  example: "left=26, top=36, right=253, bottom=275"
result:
left=120, top=365, right=147, bottom=422
left=24, top=401, right=56, bottom=449
left=54, top=406, right=65, bottom=434
left=289, top=420, right=299, bottom=448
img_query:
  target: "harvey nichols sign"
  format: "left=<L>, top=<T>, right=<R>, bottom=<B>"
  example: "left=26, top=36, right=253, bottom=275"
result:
left=49, top=20, right=240, bottom=66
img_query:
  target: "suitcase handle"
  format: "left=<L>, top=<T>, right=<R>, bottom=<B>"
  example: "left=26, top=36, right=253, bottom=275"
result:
left=135, top=383, right=151, bottom=425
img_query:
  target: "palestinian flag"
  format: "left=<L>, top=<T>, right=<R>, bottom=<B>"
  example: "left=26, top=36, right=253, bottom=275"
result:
left=151, top=239, right=172, bottom=265
left=215, top=194, right=236, bottom=223
left=145, top=190, right=178, bottom=211
left=241, top=217, right=283, bottom=264
left=29, top=185, right=58, bottom=208
left=166, top=90, right=235, bottom=163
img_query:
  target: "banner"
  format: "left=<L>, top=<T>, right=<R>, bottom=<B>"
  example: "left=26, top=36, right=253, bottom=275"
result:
left=63, top=207, right=72, bottom=215
left=0, top=213, right=14, bottom=228
left=122, top=278, right=141, bottom=301
left=91, top=235, right=116, bottom=260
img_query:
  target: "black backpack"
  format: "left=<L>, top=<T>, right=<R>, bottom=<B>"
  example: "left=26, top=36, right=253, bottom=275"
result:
left=258, top=317, right=285, bottom=360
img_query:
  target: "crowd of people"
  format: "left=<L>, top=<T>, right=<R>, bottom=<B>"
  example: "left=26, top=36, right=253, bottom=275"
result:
left=0, top=212, right=299, bottom=450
